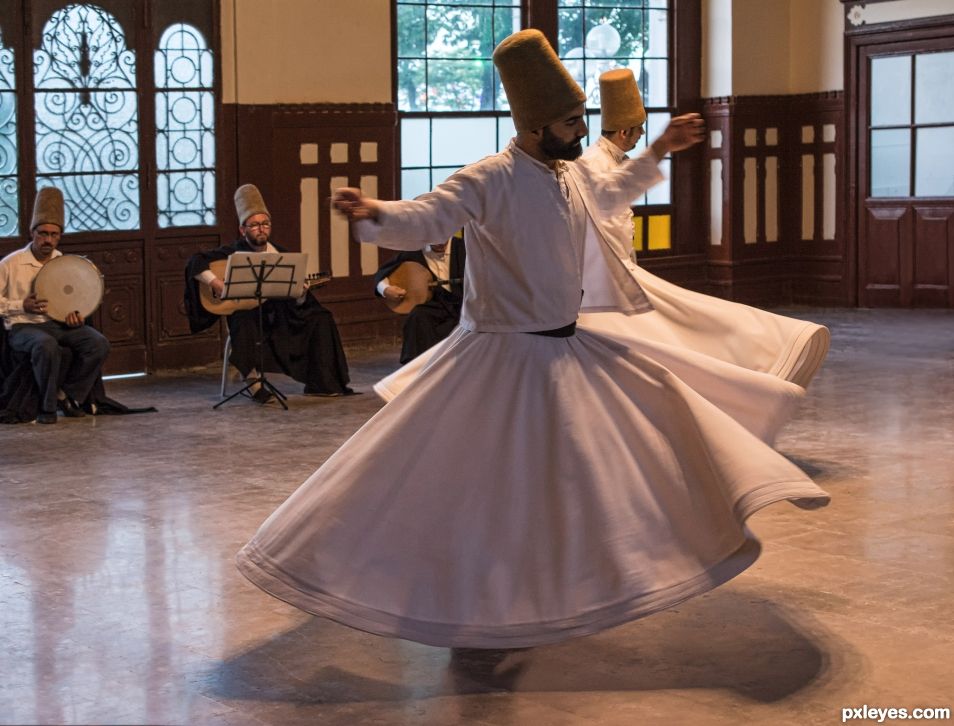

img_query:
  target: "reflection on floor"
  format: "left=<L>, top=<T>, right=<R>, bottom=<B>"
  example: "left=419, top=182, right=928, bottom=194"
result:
left=0, top=309, right=952, bottom=726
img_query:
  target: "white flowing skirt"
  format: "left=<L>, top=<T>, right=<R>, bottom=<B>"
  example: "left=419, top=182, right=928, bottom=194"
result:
left=237, top=328, right=828, bottom=648
left=375, top=268, right=830, bottom=443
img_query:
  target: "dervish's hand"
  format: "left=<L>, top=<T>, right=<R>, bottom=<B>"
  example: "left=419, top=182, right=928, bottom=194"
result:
left=65, top=311, right=83, bottom=327
left=651, top=113, right=706, bottom=158
left=332, top=188, right=381, bottom=222
left=23, top=293, right=47, bottom=315
left=383, top=285, right=406, bottom=302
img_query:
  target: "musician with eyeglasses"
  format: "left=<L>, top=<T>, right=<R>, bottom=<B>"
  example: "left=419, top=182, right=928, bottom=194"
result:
left=0, top=187, right=110, bottom=424
left=184, top=183, right=354, bottom=401
left=373, top=230, right=466, bottom=364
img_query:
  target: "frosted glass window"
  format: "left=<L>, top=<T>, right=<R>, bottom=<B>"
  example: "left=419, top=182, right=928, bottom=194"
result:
left=646, top=159, right=670, bottom=205
left=34, top=5, right=140, bottom=231
left=156, top=23, right=216, bottom=227
left=710, top=130, right=722, bottom=149
left=915, top=52, right=954, bottom=124
left=871, top=55, right=911, bottom=127
left=870, top=129, right=910, bottom=197
left=915, top=127, right=954, bottom=197
left=802, top=126, right=814, bottom=143
left=401, top=169, right=430, bottom=201
left=643, top=59, right=669, bottom=107
left=401, top=118, right=430, bottom=168
left=432, top=117, right=496, bottom=167
left=823, top=124, right=836, bottom=143
left=0, top=28, right=18, bottom=236
left=765, top=128, right=778, bottom=146
left=744, top=129, right=757, bottom=147
left=709, top=158, right=723, bottom=246
left=497, top=116, right=516, bottom=149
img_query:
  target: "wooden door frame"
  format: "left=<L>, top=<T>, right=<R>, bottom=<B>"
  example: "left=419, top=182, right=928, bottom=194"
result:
left=845, top=14, right=954, bottom=307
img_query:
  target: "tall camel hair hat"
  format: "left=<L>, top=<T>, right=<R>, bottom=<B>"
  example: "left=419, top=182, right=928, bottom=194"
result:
left=492, top=29, right=586, bottom=133
left=30, top=186, right=65, bottom=231
left=234, top=184, right=271, bottom=225
left=599, top=67, right=647, bottom=131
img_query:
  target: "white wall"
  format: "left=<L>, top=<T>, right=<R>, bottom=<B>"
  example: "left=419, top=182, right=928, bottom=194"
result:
left=221, top=0, right=392, bottom=105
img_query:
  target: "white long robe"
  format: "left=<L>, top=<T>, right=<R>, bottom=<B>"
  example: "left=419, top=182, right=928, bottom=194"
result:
left=236, top=141, right=828, bottom=649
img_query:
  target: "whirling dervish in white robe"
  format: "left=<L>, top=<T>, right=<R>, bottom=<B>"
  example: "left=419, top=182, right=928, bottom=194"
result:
left=375, top=69, right=829, bottom=445
left=236, top=31, right=829, bottom=649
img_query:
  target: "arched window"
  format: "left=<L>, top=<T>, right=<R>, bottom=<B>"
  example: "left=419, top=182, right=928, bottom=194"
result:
left=0, top=27, right=19, bottom=236
left=155, top=23, right=215, bottom=228
left=33, top=4, right=140, bottom=231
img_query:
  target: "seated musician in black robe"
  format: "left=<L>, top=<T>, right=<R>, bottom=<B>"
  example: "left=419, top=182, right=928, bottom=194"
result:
left=373, top=230, right=466, bottom=364
left=183, top=184, right=353, bottom=401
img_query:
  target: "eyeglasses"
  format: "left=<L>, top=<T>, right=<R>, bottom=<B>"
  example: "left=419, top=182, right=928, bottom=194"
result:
left=243, top=221, right=271, bottom=231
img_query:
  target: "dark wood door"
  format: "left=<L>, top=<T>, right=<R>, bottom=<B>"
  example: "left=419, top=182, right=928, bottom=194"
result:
left=856, top=32, right=954, bottom=307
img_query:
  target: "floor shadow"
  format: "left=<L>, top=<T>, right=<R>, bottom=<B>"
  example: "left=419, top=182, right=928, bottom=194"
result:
left=206, top=586, right=851, bottom=707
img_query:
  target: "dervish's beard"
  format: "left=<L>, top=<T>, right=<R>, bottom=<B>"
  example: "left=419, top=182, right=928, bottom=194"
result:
left=541, top=129, right=584, bottom=161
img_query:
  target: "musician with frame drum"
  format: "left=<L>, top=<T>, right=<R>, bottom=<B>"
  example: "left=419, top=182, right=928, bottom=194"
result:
left=373, top=230, right=466, bottom=364
left=184, top=184, right=353, bottom=401
left=0, top=187, right=110, bottom=424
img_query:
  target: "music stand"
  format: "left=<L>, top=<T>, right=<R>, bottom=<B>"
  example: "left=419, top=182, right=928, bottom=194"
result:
left=213, top=252, right=308, bottom=410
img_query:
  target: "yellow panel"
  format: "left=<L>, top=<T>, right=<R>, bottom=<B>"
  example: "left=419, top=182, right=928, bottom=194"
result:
left=648, top=215, right=671, bottom=250
left=632, top=215, right=644, bottom=252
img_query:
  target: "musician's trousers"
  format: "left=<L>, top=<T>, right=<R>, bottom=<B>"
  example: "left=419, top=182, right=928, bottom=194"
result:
left=7, top=321, right=110, bottom=413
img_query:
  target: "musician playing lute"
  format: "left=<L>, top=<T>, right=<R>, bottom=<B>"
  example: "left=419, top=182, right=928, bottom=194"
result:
left=373, top=230, right=466, bottom=364
left=183, top=184, right=354, bottom=400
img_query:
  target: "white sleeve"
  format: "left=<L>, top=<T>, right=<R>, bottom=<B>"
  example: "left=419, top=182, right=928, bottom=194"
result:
left=583, top=147, right=665, bottom=218
left=0, top=261, right=23, bottom=318
left=352, top=165, right=483, bottom=250
left=194, top=269, right=217, bottom=284
left=375, top=278, right=391, bottom=296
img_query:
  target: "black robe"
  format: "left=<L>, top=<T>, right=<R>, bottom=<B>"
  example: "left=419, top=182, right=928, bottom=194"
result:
left=0, top=324, right=155, bottom=423
left=373, top=237, right=466, bottom=364
left=184, top=240, right=352, bottom=395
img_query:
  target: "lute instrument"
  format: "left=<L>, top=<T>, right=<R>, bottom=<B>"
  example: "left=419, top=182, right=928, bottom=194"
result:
left=199, top=259, right=331, bottom=315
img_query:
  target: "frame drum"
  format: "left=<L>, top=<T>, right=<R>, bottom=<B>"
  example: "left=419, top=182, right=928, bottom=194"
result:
left=33, top=255, right=105, bottom=322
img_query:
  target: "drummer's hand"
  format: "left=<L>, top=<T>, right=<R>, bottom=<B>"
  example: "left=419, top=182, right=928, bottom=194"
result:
left=210, top=278, right=225, bottom=298
left=65, top=311, right=83, bottom=327
left=23, top=293, right=47, bottom=315
left=383, top=285, right=406, bottom=302
left=332, top=188, right=381, bottom=222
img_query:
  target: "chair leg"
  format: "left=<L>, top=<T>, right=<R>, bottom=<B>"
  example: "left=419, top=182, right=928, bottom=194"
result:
left=220, top=334, right=232, bottom=397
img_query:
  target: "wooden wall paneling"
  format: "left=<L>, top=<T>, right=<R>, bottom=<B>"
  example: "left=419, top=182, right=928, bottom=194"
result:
left=912, top=206, right=954, bottom=306
left=862, top=204, right=908, bottom=306
left=235, top=103, right=402, bottom=346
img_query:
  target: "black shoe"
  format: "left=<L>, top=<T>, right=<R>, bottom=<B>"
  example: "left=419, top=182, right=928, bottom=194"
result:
left=36, top=411, right=57, bottom=424
left=58, top=397, right=86, bottom=418
left=252, top=386, right=274, bottom=404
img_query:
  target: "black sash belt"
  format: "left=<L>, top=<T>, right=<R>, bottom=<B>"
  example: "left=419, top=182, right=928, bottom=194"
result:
left=528, top=321, right=576, bottom=338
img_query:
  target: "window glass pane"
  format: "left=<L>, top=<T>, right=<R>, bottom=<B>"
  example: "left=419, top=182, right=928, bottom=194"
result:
left=0, top=28, right=18, bottom=236
left=646, top=111, right=671, bottom=151
left=643, top=58, right=668, bottom=107
left=397, top=3, right=426, bottom=58
left=397, top=59, right=426, bottom=112
left=432, top=166, right=458, bottom=187
left=870, top=128, right=911, bottom=197
left=497, top=115, right=516, bottom=149
left=401, top=169, right=431, bottom=200
left=871, top=55, right=911, bottom=127
left=915, top=126, right=954, bottom=197
left=401, top=117, right=430, bottom=168
left=34, top=5, right=140, bottom=232
left=432, top=116, right=495, bottom=167
left=424, top=59, right=495, bottom=112
left=645, top=158, right=670, bottom=205
left=156, top=24, right=215, bottom=227
left=915, top=51, right=954, bottom=125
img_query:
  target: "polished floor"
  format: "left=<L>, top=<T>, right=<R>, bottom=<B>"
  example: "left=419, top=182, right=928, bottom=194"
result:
left=1, top=309, right=952, bottom=726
